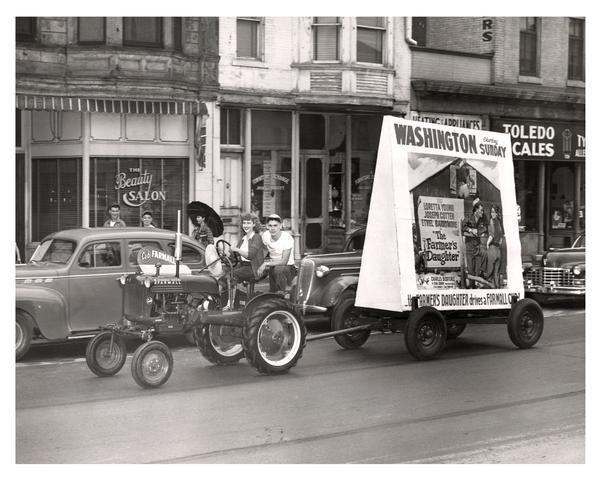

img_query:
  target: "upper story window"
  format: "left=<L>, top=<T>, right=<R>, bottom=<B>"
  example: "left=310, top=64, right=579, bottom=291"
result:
left=312, top=17, right=340, bottom=61
left=16, top=17, right=36, bottom=43
left=123, top=17, right=163, bottom=48
left=568, top=18, right=584, bottom=81
left=173, top=17, right=183, bottom=51
left=356, top=17, right=385, bottom=64
left=78, top=17, right=105, bottom=45
left=519, top=17, right=539, bottom=76
left=412, top=17, right=427, bottom=46
left=237, top=17, right=262, bottom=59
left=220, top=108, right=242, bottom=145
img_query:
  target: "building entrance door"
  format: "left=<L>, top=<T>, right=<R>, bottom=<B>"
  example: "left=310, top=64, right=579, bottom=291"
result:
left=300, top=154, right=327, bottom=254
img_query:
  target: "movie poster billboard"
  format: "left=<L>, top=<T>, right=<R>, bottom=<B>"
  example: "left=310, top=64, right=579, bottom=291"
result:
left=355, top=117, right=523, bottom=312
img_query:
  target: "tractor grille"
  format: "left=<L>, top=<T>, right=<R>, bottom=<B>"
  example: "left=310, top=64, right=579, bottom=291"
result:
left=150, top=280, right=183, bottom=293
left=296, top=258, right=315, bottom=303
left=123, top=281, right=152, bottom=319
left=523, top=267, right=578, bottom=287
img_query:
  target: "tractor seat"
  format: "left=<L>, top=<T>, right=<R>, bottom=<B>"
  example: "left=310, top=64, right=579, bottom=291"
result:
left=241, top=270, right=268, bottom=297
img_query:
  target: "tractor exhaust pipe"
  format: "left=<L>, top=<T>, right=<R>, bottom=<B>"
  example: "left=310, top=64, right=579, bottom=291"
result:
left=175, top=209, right=182, bottom=278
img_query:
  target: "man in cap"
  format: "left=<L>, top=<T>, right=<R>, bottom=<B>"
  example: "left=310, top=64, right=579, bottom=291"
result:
left=258, top=213, right=296, bottom=293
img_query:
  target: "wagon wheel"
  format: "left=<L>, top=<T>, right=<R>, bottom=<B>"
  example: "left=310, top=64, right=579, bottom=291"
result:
left=507, top=298, right=544, bottom=348
left=332, top=290, right=370, bottom=349
left=404, top=306, right=447, bottom=360
left=86, top=332, right=127, bottom=377
left=131, top=340, right=173, bottom=388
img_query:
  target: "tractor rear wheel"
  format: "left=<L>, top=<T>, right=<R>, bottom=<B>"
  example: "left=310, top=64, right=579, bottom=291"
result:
left=243, top=298, right=306, bottom=375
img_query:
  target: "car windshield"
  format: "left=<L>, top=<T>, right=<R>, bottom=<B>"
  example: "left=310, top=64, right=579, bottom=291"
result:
left=30, top=238, right=76, bottom=264
left=572, top=235, right=585, bottom=248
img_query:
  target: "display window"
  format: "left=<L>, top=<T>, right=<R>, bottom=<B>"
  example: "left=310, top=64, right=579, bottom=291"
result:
left=514, top=160, right=540, bottom=232
left=350, top=115, right=382, bottom=227
left=90, top=157, right=189, bottom=230
left=548, top=162, right=575, bottom=230
left=32, top=157, right=82, bottom=241
left=250, top=111, right=293, bottom=224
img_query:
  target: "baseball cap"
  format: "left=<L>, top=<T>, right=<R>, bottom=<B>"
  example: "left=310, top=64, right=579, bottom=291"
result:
left=267, top=213, right=282, bottom=222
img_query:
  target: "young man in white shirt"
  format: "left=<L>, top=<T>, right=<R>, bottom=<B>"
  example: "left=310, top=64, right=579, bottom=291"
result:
left=258, top=213, right=296, bottom=293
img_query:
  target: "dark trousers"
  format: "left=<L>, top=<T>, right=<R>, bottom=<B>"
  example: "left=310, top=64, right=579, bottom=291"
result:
left=232, top=263, right=255, bottom=282
left=269, top=265, right=296, bottom=292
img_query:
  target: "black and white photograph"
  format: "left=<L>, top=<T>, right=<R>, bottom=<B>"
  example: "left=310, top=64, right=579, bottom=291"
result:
left=9, top=3, right=594, bottom=474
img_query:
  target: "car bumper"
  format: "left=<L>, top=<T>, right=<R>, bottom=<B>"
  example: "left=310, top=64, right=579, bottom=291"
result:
left=524, top=285, right=585, bottom=296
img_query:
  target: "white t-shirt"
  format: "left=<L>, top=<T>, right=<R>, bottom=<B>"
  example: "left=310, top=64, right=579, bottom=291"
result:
left=262, top=230, right=295, bottom=266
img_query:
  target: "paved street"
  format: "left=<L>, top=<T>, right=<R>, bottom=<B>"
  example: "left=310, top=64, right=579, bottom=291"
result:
left=15, top=305, right=585, bottom=464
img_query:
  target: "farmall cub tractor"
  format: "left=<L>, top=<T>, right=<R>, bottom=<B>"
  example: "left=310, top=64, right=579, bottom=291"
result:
left=85, top=217, right=306, bottom=388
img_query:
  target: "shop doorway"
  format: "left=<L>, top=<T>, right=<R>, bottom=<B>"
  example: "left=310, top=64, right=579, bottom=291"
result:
left=300, top=153, right=327, bottom=254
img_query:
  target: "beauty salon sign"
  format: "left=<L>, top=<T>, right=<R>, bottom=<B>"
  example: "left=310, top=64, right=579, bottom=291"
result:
left=115, top=168, right=167, bottom=207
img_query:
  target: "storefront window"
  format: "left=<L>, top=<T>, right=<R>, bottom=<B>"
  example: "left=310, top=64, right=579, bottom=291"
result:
left=548, top=162, right=575, bottom=230
left=350, top=115, right=382, bottom=226
left=250, top=111, right=292, bottom=224
left=578, top=164, right=585, bottom=230
left=90, top=157, right=188, bottom=230
left=32, top=158, right=82, bottom=241
left=514, top=160, right=540, bottom=232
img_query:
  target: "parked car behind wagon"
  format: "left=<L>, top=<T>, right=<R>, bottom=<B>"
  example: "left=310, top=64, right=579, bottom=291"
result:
left=522, top=233, right=585, bottom=303
left=15, top=227, right=208, bottom=360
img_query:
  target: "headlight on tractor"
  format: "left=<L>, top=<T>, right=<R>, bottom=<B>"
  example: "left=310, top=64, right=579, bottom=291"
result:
left=315, top=265, right=330, bottom=278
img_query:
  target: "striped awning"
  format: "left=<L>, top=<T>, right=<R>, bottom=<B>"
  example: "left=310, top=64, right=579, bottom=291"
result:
left=16, top=94, right=208, bottom=116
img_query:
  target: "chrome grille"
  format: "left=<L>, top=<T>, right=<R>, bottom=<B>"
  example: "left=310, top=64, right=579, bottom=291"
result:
left=523, top=267, right=580, bottom=287
left=296, top=258, right=315, bottom=303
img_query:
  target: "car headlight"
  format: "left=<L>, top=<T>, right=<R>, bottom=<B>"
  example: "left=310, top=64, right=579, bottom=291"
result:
left=143, top=277, right=153, bottom=288
left=315, top=265, right=330, bottom=278
left=572, top=265, right=582, bottom=276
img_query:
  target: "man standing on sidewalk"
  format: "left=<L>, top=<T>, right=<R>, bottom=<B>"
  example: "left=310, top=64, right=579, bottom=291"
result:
left=258, top=213, right=296, bottom=293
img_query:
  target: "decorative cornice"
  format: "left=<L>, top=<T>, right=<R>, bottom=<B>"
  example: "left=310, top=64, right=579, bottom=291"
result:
left=412, top=79, right=585, bottom=105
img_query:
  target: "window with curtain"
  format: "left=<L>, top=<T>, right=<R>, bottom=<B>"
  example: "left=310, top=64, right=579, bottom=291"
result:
left=123, top=17, right=163, bottom=48
left=32, top=158, right=82, bottom=241
left=412, top=17, right=426, bottom=46
left=519, top=17, right=539, bottom=76
left=313, top=17, right=340, bottom=61
left=16, top=17, right=36, bottom=43
left=357, top=17, right=385, bottom=64
left=237, top=17, right=261, bottom=59
left=568, top=18, right=584, bottom=81
left=78, top=17, right=105, bottom=44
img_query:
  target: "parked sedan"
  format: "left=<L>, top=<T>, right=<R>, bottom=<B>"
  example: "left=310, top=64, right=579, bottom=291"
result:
left=522, top=233, right=585, bottom=302
left=15, top=227, right=208, bottom=360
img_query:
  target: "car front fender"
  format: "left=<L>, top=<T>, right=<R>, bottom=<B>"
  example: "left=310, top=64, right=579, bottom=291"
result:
left=16, top=285, right=69, bottom=340
left=319, top=276, right=359, bottom=308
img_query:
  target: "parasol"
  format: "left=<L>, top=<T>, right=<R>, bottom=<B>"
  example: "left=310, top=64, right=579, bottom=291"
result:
left=187, top=201, right=224, bottom=237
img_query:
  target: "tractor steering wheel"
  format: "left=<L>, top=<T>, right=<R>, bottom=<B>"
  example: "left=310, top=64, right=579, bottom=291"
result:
left=215, top=239, right=238, bottom=268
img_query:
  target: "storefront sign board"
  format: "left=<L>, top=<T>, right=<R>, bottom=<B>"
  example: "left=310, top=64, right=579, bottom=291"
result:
left=491, top=119, right=585, bottom=161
